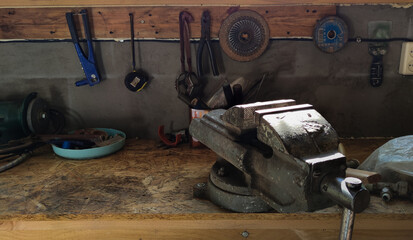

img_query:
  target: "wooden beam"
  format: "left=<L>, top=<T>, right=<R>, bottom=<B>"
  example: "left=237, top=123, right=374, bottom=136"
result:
left=0, top=213, right=412, bottom=240
left=0, top=6, right=336, bottom=40
left=346, top=168, right=381, bottom=184
left=0, top=0, right=412, bottom=8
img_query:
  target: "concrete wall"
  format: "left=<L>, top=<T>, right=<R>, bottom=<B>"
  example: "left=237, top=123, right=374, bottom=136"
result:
left=0, top=5, right=412, bottom=139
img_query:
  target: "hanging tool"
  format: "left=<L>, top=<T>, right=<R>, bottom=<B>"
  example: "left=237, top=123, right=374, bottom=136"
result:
left=196, top=10, right=219, bottom=77
left=313, top=16, right=349, bottom=53
left=219, top=10, right=270, bottom=62
left=176, top=11, right=204, bottom=108
left=124, top=13, right=149, bottom=92
left=367, top=21, right=391, bottom=87
left=66, top=9, right=101, bottom=87
left=369, top=47, right=385, bottom=87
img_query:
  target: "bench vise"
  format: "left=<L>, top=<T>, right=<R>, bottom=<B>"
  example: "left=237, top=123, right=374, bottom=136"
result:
left=190, top=100, right=370, bottom=238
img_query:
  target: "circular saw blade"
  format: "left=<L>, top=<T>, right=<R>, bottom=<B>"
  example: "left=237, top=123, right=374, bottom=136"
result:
left=313, top=16, right=349, bottom=53
left=219, top=10, right=270, bottom=62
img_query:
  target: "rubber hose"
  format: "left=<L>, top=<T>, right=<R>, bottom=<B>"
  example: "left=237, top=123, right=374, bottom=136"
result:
left=0, top=152, right=31, bottom=173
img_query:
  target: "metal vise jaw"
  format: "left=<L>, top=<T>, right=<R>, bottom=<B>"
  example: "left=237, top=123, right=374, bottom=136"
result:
left=190, top=100, right=370, bottom=214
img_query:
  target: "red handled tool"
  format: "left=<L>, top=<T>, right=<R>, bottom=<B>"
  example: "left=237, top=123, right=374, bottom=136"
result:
left=158, top=125, right=183, bottom=147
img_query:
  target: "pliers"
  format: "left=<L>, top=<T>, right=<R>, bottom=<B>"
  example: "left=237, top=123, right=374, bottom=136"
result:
left=196, top=10, right=219, bottom=77
left=66, top=9, right=101, bottom=87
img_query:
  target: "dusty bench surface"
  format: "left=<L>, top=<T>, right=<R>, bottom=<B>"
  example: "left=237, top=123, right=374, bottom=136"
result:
left=0, top=139, right=412, bottom=240
left=0, top=139, right=223, bottom=216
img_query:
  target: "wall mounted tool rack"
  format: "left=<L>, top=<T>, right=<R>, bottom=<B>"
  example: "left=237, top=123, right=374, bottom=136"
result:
left=1, top=0, right=412, bottom=41
left=1, top=0, right=412, bottom=7
left=0, top=6, right=337, bottom=40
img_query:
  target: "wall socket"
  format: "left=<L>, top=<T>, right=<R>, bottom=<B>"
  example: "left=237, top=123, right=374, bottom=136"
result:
left=399, top=42, right=413, bottom=75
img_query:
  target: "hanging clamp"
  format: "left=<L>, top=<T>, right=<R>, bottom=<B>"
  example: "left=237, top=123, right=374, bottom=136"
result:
left=66, top=9, right=101, bottom=87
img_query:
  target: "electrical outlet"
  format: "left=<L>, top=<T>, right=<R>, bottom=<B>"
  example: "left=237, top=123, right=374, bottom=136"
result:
left=399, top=42, right=413, bottom=75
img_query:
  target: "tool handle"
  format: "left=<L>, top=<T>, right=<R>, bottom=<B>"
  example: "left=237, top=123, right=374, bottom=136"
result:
left=0, top=140, right=34, bottom=155
left=207, top=41, right=219, bottom=76
left=196, top=40, right=205, bottom=77
left=321, top=176, right=370, bottom=213
left=66, top=12, right=79, bottom=44
left=130, top=13, right=136, bottom=71
left=183, top=20, right=192, bottom=73
left=339, top=208, right=355, bottom=240
left=80, top=9, right=95, bottom=63
left=38, top=134, right=105, bottom=143
left=81, top=9, right=92, bottom=42
left=223, top=83, right=234, bottom=107
left=197, top=10, right=218, bottom=77
left=232, top=84, right=243, bottom=105
left=75, top=79, right=89, bottom=86
left=179, top=12, right=186, bottom=73
left=179, top=11, right=194, bottom=73
left=158, top=125, right=182, bottom=147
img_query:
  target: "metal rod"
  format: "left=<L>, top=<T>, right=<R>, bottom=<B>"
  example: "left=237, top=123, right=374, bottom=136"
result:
left=129, top=13, right=136, bottom=71
left=339, top=208, right=355, bottom=240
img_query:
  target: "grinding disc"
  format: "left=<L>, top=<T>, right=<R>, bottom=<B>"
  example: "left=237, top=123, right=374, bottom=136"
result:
left=219, top=10, right=270, bottom=62
left=313, top=16, right=348, bottom=53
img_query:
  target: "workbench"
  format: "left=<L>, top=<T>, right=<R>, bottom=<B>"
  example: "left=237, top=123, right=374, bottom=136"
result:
left=0, top=139, right=412, bottom=240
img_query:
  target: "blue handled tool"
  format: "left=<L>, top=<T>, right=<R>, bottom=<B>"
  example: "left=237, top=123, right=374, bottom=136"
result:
left=66, top=9, right=101, bottom=87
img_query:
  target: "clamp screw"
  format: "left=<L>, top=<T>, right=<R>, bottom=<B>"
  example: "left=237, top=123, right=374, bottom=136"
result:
left=241, top=231, right=249, bottom=238
left=217, top=167, right=226, bottom=176
left=344, top=177, right=362, bottom=190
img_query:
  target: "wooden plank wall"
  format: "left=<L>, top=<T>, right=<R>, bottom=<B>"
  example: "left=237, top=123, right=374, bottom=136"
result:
left=0, top=6, right=336, bottom=40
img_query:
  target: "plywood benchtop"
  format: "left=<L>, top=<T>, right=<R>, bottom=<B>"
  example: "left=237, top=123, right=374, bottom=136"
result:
left=0, top=139, right=412, bottom=239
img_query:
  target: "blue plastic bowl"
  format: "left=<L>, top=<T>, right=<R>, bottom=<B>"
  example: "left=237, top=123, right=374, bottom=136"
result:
left=51, top=128, right=126, bottom=160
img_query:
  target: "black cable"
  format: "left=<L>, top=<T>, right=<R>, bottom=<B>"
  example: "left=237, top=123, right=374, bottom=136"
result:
left=271, top=38, right=313, bottom=42
left=1, top=37, right=411, bottom=44
left=0, top=154, right=15, bottom=161
left=0, top=39, right=182, bottom=43
left=348, top=37, right=413, bottom=43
